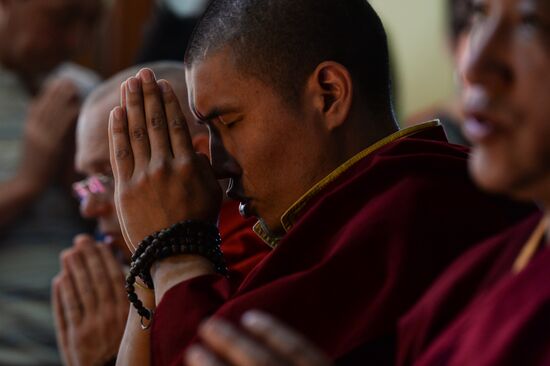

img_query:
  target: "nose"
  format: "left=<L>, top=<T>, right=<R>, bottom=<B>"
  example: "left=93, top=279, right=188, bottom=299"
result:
left=462, top=12, right=513, bottom=91
left=208, top=125, right=242, bottom=180
left=79, top=194, right=112, bottom=219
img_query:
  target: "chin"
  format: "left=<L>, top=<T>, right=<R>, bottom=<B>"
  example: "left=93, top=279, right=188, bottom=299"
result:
left=470, top=149, right=550, bottom=205
left=469, top=149, right=515, bottom=196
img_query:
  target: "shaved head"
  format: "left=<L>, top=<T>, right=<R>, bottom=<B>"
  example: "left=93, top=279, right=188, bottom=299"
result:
left=185, top=0, right=393, bottom=115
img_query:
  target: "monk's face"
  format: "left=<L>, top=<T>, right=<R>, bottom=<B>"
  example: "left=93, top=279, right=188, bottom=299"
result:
left=461, top=0, right=550, bottom=205
left=187, top=49, right=333, bottom=233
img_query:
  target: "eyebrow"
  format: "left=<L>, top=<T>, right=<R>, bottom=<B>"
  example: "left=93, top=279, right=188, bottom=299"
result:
left=193, top=105, right=241, bottom=123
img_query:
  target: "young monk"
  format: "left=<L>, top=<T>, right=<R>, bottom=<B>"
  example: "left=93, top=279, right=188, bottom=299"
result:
left=185, top=0, right=550, bottom=365
left=109, top=0, right=531, bottom=364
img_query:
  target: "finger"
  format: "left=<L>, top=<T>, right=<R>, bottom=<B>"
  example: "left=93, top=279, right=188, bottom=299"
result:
left=241, top=311, right=331, bottom=366
left=158, top=79, right=194, bottom=157
left=52, top=274, right=73, bottom=366
left=52, top=274, right=68, bottom=335
left=58, top=272, right=83, bottom=325
left=198, top=318, right=283, bottom=366
left=109, top=107, right=134, bottom=181
left=96, top=244, right=127, bottom=307
left=120, top=80, right=127, bottom=106
left=124, top=77, right=151, bottom=170
left=137, top=68, right=172, bottom=161
left=185, top=345, right=228, bottom=366
left=65, top=248, right=96, bottom=313
left=74, top=235, right=113, bottom=306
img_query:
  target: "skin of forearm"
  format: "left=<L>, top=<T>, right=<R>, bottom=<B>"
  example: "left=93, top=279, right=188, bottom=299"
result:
left=116, top=287, right=155, bottom=366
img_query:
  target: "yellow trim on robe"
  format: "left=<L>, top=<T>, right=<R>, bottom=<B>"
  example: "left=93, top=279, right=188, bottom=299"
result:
left=253, top=120, right=441, bottom=248
left=512, top=215, right=550, bottom=274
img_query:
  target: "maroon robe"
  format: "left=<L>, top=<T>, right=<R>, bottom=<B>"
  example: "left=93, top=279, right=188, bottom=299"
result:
left=398, top=212, right=550, bottom=366
left=150, top=125, right=531, bottom=365
left=219, top=200, right=270, bottom=286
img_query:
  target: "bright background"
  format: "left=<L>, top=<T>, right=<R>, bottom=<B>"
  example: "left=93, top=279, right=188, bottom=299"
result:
left=370, top=0, right=456, bottom=120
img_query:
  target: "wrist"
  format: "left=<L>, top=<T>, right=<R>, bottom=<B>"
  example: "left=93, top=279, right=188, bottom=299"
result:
left=151, top=255, right=215, bottom=305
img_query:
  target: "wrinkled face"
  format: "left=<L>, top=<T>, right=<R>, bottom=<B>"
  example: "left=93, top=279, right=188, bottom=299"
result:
left=1, top=0, right=101, bottom=74
left=186, top=49, right=331, bottom=234
left=75, top=96, right=126, bottom=256
left=460, top=0, right=550, bottom=205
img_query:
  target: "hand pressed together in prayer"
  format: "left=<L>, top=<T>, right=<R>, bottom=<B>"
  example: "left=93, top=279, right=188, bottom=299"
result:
left=185, top=311, right=331, bottom=366
left=108, top=68, right=222, bottom=298
left=52, top=235, right=128, bottom=366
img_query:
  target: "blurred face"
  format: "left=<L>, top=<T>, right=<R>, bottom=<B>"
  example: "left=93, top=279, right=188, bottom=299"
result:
left=186, top=49, right=332, bottom=234
left=75, top=96, right=126, bottom=255
left=0, top=0, right=101, bottom=74
left=460, top=0, right=550, bottom=205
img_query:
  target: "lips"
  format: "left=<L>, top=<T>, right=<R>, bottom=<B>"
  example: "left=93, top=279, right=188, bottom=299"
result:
left=462, top=116, right=495, bottom=143
left=462, top=87, right=508, bottom=144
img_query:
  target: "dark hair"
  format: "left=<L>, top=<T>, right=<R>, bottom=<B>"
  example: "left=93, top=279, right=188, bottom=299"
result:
left=185, top=0, right=392, bottom=114
left=448, top=0, right=472, bottom=47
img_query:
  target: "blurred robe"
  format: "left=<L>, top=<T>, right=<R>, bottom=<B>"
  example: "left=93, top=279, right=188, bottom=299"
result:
left=150, top=122, right=533, bottom=365
left=398, top=212, right=550, bottom=366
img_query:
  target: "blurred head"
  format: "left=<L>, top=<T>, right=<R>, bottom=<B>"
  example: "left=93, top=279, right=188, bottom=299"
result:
left=75, top=62, right=208, bottom=257
left=0, top=0, right=101, bottom=76
left=185, top=0, right=396, bottom=234
left=460, top=0, right=550, bottom=207
left=448, top=0, right=474, bottom=63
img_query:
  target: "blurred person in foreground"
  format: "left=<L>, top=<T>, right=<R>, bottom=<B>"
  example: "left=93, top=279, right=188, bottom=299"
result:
left=108, top=0, right=531, bottom=365
left=406, top=0, right=472, bottom=145
left=184, top=0, right=550, bottom=364
left=0, top=0, right=102, bottom=364
left=51, top=62, right=267, bottom=366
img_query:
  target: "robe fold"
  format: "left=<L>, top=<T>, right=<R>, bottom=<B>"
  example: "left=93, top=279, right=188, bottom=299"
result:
left=398, top=213, right=550, bottom=366
left=219, top=200, right=270, bottom=286
left=151, top=123, right=532, bottom=365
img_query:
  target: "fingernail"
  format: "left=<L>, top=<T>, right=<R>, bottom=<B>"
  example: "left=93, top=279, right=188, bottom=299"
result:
left=113, top=107, right=123, bottom=120
left=242, top=310, right=269, bottom=329
left=158, top=80, right=170, bottom=93
left=186, top=346, right=210, bottom=365
left=128, top=77, right=139, bottom=93
left=140, top=69, right=154, bottom=83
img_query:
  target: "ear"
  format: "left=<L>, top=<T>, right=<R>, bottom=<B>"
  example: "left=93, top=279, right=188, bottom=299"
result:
left=306, top=61, right=353, bottom=131
left=192, top=133, right=210, bottom=158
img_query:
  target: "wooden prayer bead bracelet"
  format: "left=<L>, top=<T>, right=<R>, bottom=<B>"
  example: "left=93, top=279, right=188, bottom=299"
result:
left=125, top=220, right=229, bottom=330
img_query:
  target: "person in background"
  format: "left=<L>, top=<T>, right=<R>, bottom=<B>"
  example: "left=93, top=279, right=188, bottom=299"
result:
left=406, top=0, right=472, bottom=145
left=0, top=0, right=102, bottom=364
left=52, top=62, right=267, bottom=366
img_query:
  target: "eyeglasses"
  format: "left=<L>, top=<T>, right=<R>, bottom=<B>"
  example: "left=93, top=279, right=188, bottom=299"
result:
left=72, top=174, right=114, bottom=201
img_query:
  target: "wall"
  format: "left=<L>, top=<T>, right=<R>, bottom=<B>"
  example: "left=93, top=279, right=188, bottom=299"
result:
left=370, top=0, right=456, bottom=121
